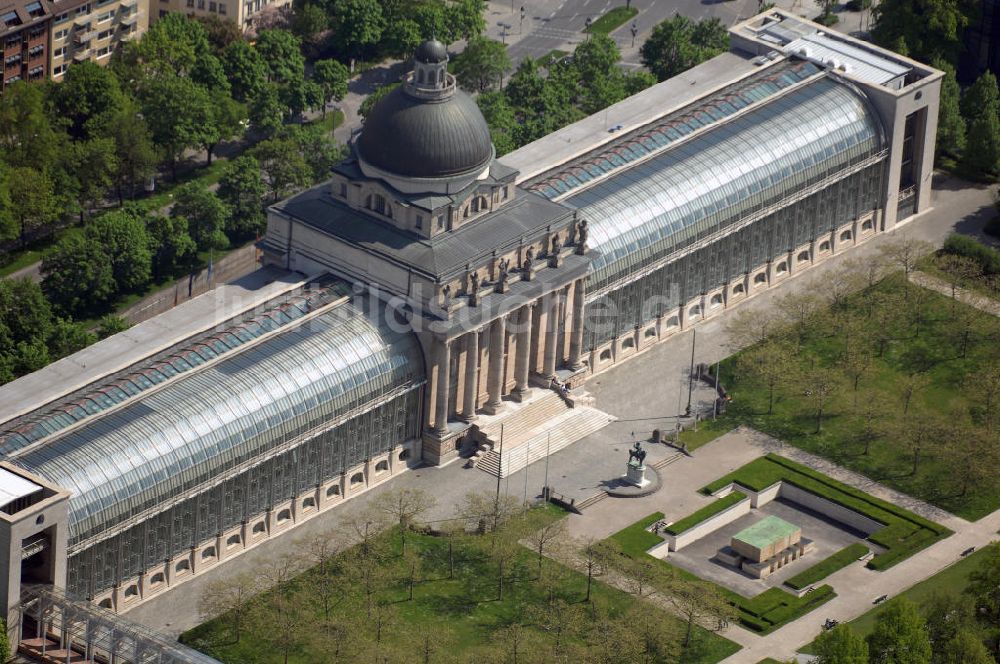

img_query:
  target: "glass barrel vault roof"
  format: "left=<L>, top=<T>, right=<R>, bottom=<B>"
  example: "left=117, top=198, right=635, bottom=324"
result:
left=6, top=297, right=425, bottom=545
left=566, top=75, right=885, bottom=287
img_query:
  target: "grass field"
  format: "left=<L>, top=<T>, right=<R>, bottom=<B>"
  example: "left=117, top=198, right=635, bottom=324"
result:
left=610, top=513, right=836, bottom=634
left=665, top=491, right=746, bottom=536
left=710, top=276, right=1000, bottom=520
left=584, top=6, right=638, bottom=35
left=182, top=505, right=740, bottom=663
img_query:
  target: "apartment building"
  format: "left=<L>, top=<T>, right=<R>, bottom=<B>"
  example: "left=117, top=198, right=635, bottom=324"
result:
left=47, top=0, right=145, bottom=79
left=152, top=0, right=289, bottom=30
left=1, top=0, right=52, bottom=91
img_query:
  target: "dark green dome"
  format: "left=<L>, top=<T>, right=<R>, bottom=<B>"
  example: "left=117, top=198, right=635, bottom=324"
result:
left=414, top=39, right=448, bottom=64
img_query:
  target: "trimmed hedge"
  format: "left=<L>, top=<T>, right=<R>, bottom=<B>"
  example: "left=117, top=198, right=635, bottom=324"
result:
left=609, top=513, right=836, bottom=635
left=784, top=542, right=869, bottom=590
left=701, top=454, right=951, bottom=570
left=664, top=491, right=747, bottom=536
left=943, top=233, right=1000, bottom=274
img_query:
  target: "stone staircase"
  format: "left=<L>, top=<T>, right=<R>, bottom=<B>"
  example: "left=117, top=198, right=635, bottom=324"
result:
left=474, top=403, right=614, bottom=478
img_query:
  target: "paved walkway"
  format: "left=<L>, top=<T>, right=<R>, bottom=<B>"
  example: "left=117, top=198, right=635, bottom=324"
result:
left=911, top=270, right=1000, bottom=317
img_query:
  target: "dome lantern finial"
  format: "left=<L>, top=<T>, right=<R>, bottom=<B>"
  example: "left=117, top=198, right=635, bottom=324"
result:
left=410, top=40, right=451, bottom=97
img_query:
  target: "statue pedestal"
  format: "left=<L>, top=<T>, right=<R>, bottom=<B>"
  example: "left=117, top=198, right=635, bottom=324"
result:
left=624, top=461, right=650, bottom=488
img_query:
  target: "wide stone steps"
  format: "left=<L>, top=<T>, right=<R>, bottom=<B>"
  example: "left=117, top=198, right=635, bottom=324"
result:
left=476, top=406, right=613, bottom=478
left=476, top=391, right=570, bottom=448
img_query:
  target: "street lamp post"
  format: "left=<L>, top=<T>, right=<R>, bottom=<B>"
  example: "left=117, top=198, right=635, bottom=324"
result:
left=520, top=6, right=525, bottom=34
left=499, top=21, right=511, bottom=44
left=584, top=16, right=592, bottom=33
left=630, top=21, right=638, bottom=47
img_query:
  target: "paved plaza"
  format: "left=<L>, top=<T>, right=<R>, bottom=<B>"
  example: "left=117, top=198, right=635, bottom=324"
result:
left=667, top=498, right=874, bottom=597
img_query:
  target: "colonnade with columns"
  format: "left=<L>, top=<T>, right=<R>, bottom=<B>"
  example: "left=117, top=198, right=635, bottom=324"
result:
left=427, top=278, right=587, bottom=439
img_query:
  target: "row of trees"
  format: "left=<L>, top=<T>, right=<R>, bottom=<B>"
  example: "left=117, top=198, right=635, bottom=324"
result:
left=474, top=34, right=655, bottom=155
left=811, top=544, right=1000, bottom=663
left=291, top=0, right=486, bottom=62
left=190, top=489, right=734, bottom=663
left=726, top=238, right=1000, bottom=511
left=935, top=67, right=1000, bottom=177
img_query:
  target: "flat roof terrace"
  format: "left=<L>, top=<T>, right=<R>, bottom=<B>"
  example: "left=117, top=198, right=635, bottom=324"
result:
left=734, top=515, right=801, bottom=549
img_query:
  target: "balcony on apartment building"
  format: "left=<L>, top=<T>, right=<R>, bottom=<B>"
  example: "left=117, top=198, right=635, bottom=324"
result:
left=73, top=26, right=96, bottom=44
left=72, top=47, right=92, bottom=61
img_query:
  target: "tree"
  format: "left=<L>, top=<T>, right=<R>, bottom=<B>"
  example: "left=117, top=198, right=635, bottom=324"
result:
left=50, top=60, right=125, bottom=140
left=360, top=82, right=399, bottom=121
left=896, top=411, right=943, bottom=475
left=251, top=137, right=315, bottom=202
left=801, top=365, right=841, bottom=433
left=283, top=124, right=345, bottom=182
left=97, top=314, right=130, bottom=339
left=446, top=0, right=485, bottom=41
left=815, top=0, right=838, bottom=21
left=107, top=99, right=159, bottom=203
left=47, top=317, right=96, bottom=358
left=921, top=590, right=977, bottom=651
left=572, top=34, right=627, bottom=114
left=193, top=14, right=243, bottom=53
left=723, top=307, right=784, bottom=350
left=0, top=82, right=63, bottom=171
left=140, top=74, right=215, bottom=179
left=966, top=543, right=1000, bottom=625
left=0, top=278, right=53, bottom=347
left=453, top=37, right=510, bottom=93
left=383, top=18, right=422, bottom=58
left=252, top=589, right=307, bottom=664
left=459, top=491, right=524, bottom=534
left=663, top=574, right=736, bottom=648
left=866, top=599, right=932, bottom=664
left=330, top=0, right=385, bottom=59
left=899, top=372, right=930, bottom=415
left=964, top=101, right=1000, bottom=177
left=371, top=487, right=435, bottom=554
left=572, top=537, right=617, bottom=602
left=0, top=166, right=16, bottom=244
left=218, top=156, right=265, bottom=241
left=171, top=184, right=229, bottom=251
left=934, top=252, right=981, bottom=304
left=961, top=71, right=999, bottom=122
left=934, top=59, right=966, bottom=158
left=198, top=573, right=260, bottom=644
left=222, top=39, right=270, bottom=103
left=0, top=617, right=9, bottom=663
left=6, top=167, right=60, bottom=249
left=477, top=91, right=518, bottom=156
left=736, top=339, right=795, bottom=414
left=813, top=624, right=868, bottom=664
left=146, top=214, right=196, bottom=280
left=249, top=82, right=286, bottom=136
left=312, top=59, right=349, bottom=118
left=86, top=210, right=153, bottom=294
left=937, top=629, right=994, bottom=664
left=68, top=138, right=118, bottom=222
left=641, top=16, right=728, bottom=82
left=291, top=2, right=328, bottom=46
left=526, top=517, right=566, bottom=579
left=878, top=237, right=934, bottom=282
left=281, top=78, right=324, bottom=119
left=871, top=0, right=974, bottom=65
left=133, top=12, right=212, bottom=77
left=201, top=91, right=245, bottom=166
left=42, top=235, right=116, bottom=316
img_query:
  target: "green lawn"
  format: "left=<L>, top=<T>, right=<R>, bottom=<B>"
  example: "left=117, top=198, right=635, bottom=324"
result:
left=538, top=49, right=569, bottom=66
left=585, top=6, right=639, bottom=35
left=609, top=513, right=836, bottom=634
left=703, top=455, right=951, bottom=571
left=665, top=491, right=746, bottom=536
left=678, top=418, right=738, bottom=451
left=183, top=505, right=740, bottom=663
left=718, top=276, right=1000, bottom=520
left=784, top=543, right=869, bottom=590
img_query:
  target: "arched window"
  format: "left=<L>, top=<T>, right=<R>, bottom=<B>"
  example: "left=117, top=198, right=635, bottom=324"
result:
left=840, top=230, right=852, bottom=242
left=438, top=69, right=444, bottom=84
left=754, top=273, right=767, bottom=285
left=302, top=496, right=316, bottom=510
left=99, top=599, right=113, bottom=609
left=417, top=70, right=425, bottom=84
left=276, top=509, right=291, bottom=523
left=819, top=241, right=831, bottom=252
left=689, top=305, right=702, bottom=318
left=149, top=572, right=165, bottom=586
left=375, top=460, right=389, bottom=473
left=351, top=472, right=365, bottom=486
left=226, top=534, right=241, bottom=548
left=622, top=338, right=635, bottom=349
left=599, top=349, right=612, bottom=361
left=665, top=316, right=679, bottom=328
left=365, top=194, right=372, bottom=209
left=710, top=293, right=723, bottom=307
left=252, top=521, right=266, bottom=536
left=797, top=250, right=810, bottom=262
left=776, top=262, right=788, bottom=274
left=861, top=220, right=873, bottom=231
left=175, top=559, right=191, bottom=574
left=201, top=547, right=216, bottom=560
left=327, top=484, right=341, bottom=497
left=644, top=327, right=656, bottom=338
left=471, top=197, right=480, bottom=213
left=733, top=283, right=745, bottom=294
left=398, top=449, right=411, bottom=461
left=124, top=585, right=139, bottom=598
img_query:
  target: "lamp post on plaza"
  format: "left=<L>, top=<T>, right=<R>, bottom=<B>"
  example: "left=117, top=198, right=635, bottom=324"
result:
left=499, top=21, right=511, bottom=44
left=520, top=6, right=526, bottom=34
left=630, top=21, right=638, bottom=47
left=584, top=16, right=592, bottom=35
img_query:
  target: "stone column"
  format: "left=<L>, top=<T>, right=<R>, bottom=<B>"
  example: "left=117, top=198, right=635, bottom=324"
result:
left=569, top=279, right=586, bottom=370
left=484, top=316, right=506, bottom=414
left=512, top=304, right=533, bottom=401
left=432, top=339, right=451, bottom=436
left=542, top=291, right=561, bottom=379
left=461, top=330, right=479, bottom=422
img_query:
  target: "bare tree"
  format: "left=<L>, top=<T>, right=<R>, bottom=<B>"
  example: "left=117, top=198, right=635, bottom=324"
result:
left=526, top=517, right=567, bottom=579
left=878, top=237, right=934, bottom=283
left=934, top=253, right=981, bottom=305
left=624, top=604, right=682, bottom=664
left=372, top=487, right=436, bottom=554
left=198, top=572, right=259, bottom=644
left=723, top=307, right=784, bottom=350
left=825, top=265, right=868, bottom=310
left=343, top=509, right=388, bottom=558
left=252, top=590, right=307, bottom=664
left=777, top=290, right=825, bottom=341
left=258, top=553, right=305, bottom=591
left=900, top=372, right=930, bottom=415
left=492, top=623, right=531, bottom=664
left=436, top=518, right=466, bottom=580
left=896, top=412, right=944, bottom=476
left=620, top=556, right=659, bottom=598
left=664, top=576, right=737, bottom=648
left=801, top=365, right=842, bottom=433
left=485, top=530, right=522, bottom=601
left=737, top=339, right=796, bottom=415
left=856, top=391, right=885, bottom=456
left=460, top=491, right=524, bottom=535
left=979, top=364, right=1000, bottom=434
left=842, top=253, right=890, bottom=289
left=839, top=344, right=872, bottom=405
left=570, top=537, right=619, bottom=603
left=943, top=419, right=997, bottom=497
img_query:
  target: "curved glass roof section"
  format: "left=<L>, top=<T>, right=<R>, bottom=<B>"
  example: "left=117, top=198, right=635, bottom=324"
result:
left=0, top=282, right=351, bottom=455
left=568, top=76, right=885, bottom=288
left=8, top=297, right=425, bottom=545
left=528, top=60, right=823, bottom=200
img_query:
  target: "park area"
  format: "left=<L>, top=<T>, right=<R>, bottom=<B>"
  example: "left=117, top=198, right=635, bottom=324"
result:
left=181, top=498, right=740, bottom=663
left=690, top=269, right=1000, bottom=521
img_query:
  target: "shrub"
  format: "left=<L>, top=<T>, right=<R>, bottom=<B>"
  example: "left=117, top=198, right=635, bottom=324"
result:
left=942, top=233, right=1000, bottom=274
left=664, top=491, right=746, bottom=535
left=785, top=543, right=869, bottom=589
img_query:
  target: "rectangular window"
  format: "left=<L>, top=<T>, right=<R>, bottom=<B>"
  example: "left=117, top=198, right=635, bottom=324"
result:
left=338, top=182, right=347, bottom=197
left=1, top=11, right=21, bottom=27
left=96, top=44, right=111, bottom=57
left=25, top=2, right=44, bottom=17
left=54, top=27, right=69, bottom=39
left=54, top=11, right=69, bottom=22
left=158, top=8, right=168, bottom=15
left=197, top=0, right=204, bottom=8
left=97, top=28, right=112, bottom=39
left=186, top=0, right=194, bottom=6
left=209, top=1, right=216, bottom=10
left=76, top=4, right=91, bottom=15
left=415, top=215, right=423, bottom=230
left=218, top=2, right=226, bottom=12
left=436, top=215, right=444, bottom=230
left=97, top=9, right=113, bottom=22
left=53, top=46, right=65, bottom=57
left=53, top=63, right=66, bottom=75
left=502, top=186, right=509, bottom=200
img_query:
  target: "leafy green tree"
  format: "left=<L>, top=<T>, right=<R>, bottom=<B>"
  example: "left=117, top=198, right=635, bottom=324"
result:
left=42, top=234, right=116, bottom=316
left=477, top=91, right=517, bottom=156
left=97, top=314, right=131, bottom=339
left=47, top=317, right=96, bottom=359
left=222, top=40, right=270, bottom=103
left=68, top=138, right=118, bottom=222
left=292, top=2, right=328, bottom=45
left=171, top=184, right=229, bottom=250
left=640, top=15, right=728, bottom=81
left=330, top=0, right=385, bottom=59
left=249, top=82, right=286, bottom=136
left=135, top=12, right=212, bottom=77
left=871, top=0, right=975, bottom=66
left=0, top=165, right=18, bottom=243
left=191, top=52, right=231, bottom=96
left=6, top=167, right=59, bottom=249
left=813, top=624, right=868, bottom=663
left=961, top=71, right=999, bottom=122
left=50, top=61, right=125, bottom=140
left=934, top=59, right=965, bottom=158
left=14, top=338, right=49, bottom=375
left=573, top=34, right=627, bottom=114
left=283, top=125, right=344, bottom=182
left=107, top=99, right=159, bottom=203
left=250, top=138, right=313, bottom=202
left=146, top=214, right=197, bottom=279
left=218, top=155, right=266, bottom=240
left=625, top=70, right=657, bottom=96
left=967, top=544, right=1000, bottom=625
left=359, top=82, right=398, bottom=120
left=383, top=18, right=422, bottom=58
left=409, top=2, right=446, bottom=42
left=453, top=37, right=510, bottom=92
left=937, top=629, right=994, bottom=664
left=86, top=210, right=153, bottom=293
left=140, top=75, right=215, bottom=179
left=964, top=101, right=1000, bottom=177
left=446, top=0, right=485, bottom=41
left=281, top=78, right=324, bottom=119
left=866, top=599, right=932, bottom=664
left=193, top=14, right=243, bottom=53
left=255, top=29, right=305, bottom=84
left=313, top=59, right=349, bottom=118
left=0, top=278, right=53, bottom=347
left=202, top=92, right=245, bottom=166
left=0, top=82, right=63, bottom=171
